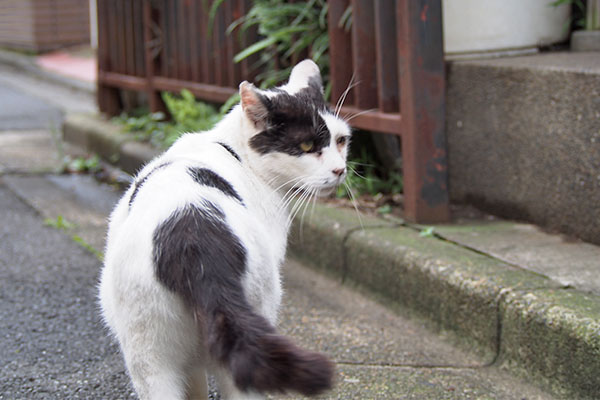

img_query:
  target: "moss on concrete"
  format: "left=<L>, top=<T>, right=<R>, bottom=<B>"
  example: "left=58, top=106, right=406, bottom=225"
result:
left=500, top=289, right=600, bottom=399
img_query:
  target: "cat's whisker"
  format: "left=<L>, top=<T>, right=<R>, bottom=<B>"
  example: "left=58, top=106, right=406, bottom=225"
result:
left=286, top=187, right=312, bottom=231
left=309, top=188, right=320, bottom=219
left=279, top=180, right=310, bottom=211
left=298, top=187, right=318, bottom=240
left=275, top=176, right=314, bottom=216
left=342, top=108, right=378, bottom=124
left=347, top=160, right=375, bottom=168
left=334, top=73, right=359, bottom=119
left=279, top=181, right=313, bottom=224
left=347, top=164, right=367, bottom=180
left=289, top=192, right=313, bottom=233
left=344, top=180, right=364, bottom=230
left=272, top=175, right=308, bottom=196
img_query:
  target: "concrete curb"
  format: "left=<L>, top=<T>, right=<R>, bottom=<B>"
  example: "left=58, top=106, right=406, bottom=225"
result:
left=0, top=49, right=95, bottom=96
left=62, top=112, right=600, bottom=399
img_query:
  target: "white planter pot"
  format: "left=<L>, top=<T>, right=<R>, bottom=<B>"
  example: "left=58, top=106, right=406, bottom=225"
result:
left=443, top=0, right=571, bottom=58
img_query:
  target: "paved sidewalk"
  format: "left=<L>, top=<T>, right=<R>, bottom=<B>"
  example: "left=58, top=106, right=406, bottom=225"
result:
left=0, top=125, right=556, bottom=399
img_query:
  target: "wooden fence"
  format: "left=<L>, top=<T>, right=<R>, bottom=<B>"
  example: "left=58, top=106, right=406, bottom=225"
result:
left=97, top=0, right=449, bottom=223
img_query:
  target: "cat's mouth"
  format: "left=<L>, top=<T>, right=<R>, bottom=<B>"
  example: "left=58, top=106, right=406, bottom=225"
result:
left=291, top=180, right=342, bottom=197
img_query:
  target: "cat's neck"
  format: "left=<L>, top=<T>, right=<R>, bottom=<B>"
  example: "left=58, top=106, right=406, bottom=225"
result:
left=217, top=106, right=283, bottom=194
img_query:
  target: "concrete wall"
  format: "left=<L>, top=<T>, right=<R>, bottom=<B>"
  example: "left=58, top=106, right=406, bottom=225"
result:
left=446, top=52, right=600, bottom=245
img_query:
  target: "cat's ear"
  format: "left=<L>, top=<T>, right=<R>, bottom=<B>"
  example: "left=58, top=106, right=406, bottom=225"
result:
left=240, top=81, right=269, bottom=128
left=287, top=59, right=323, bottom=95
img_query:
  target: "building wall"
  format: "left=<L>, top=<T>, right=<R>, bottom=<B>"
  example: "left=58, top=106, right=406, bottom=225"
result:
left=0, top=0, right=90, bottom=52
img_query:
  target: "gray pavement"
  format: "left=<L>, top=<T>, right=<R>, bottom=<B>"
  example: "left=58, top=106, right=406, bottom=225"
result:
left=0, top=84, right=61, bottom=130
left=0, top=72, right=559, bottom=398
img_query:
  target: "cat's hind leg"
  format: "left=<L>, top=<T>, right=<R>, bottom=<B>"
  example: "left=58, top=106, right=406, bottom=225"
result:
left=213, top=367, right=264, bottom=400
left=107, top=284, right=201, bottom=400
left=186, top=365, right=209, bottom=400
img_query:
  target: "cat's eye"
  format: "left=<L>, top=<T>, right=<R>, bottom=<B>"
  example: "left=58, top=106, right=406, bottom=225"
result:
left=300, top=141, right=314, bottom=152
left=336, top=136, right=348, bottom=146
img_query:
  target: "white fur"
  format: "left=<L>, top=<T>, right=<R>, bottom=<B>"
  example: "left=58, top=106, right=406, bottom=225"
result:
left=99, top=61, right=350, bottom=400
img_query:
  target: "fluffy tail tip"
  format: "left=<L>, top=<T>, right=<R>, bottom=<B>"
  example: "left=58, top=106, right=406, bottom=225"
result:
left=231, top=334, right=335, bottom=397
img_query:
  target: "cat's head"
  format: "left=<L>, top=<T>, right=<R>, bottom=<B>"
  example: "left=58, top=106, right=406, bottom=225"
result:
left=239, top=60, right=351, bottom=195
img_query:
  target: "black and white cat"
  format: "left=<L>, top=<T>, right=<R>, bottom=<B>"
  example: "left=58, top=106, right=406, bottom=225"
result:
left=99, top=60, right=351, bottom=400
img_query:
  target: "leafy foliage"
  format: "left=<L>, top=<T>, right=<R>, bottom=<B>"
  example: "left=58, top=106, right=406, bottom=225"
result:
left=62, top=154, right=101, bottom=174
left=229, top=0, right=332, bottom=96
left=550, top=0, right=587, bottom=30
left=337, top=146, right=403, bottom=199
left=114, top=89, right=222, bottom=149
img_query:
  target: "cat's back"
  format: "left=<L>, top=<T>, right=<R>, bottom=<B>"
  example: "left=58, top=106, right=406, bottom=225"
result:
left=105, top=134, right=287, bottom=276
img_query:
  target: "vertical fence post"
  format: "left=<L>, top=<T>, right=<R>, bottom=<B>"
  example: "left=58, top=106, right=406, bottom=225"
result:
left=97, top=0, right=121, bottom=115
left=328, top=0, right=354, bottom=106
left=397, top=0, right=449, bottom=223
left=143, top=0, right=166, bottom=113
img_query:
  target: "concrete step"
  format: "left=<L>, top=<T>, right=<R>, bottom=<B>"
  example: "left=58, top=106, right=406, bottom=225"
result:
left=447, top=51, right=600, bottom=245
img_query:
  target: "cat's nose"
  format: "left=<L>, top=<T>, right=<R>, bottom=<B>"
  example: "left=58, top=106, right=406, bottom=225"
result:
left=332, top=168, right=346, bottom=177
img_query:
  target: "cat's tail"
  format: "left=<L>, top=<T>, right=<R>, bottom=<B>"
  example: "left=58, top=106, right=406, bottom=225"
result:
left=203, top=299, right=334, bottom=396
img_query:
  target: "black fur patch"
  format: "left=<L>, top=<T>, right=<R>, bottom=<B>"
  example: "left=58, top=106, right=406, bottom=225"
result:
left=153, top=203, right=334, bottom=396
left=249, top=90, right=331, bottom=157
left=187, top=167, right=244, bottom=205
left=129, top=162, right=171, bottom=208
left=153, top=203, right=247, bottom=308
left=217, top=142, right=241, bottom=162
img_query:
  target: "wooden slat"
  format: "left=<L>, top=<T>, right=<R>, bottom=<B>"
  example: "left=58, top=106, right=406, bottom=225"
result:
left=374, top=0, right=399, bottom=114
left=96, top=0, right=108, bottom=72
left=337, top=106, right=402, bottom=135
left=328, top=0, right=354, bottom=106
left=165, top=0, right=179, bottom=78
left=240, top=0, right=258, bottom=82
left=351, top=0, right=377, bottom=109
left=189, top=0, right=200, bottom=82
left=177, top=0, right=190, bottom=80
left=124, top=0, right=135, bottom=76
left=143, top=0, right=166, bottom=113
left=133, top=0, right=145, bottom=76
left=117, top=0, right=127, bottom=74
left=213, top=5, right=229, bottom=86
left=153, top=76, right=237, bottom=103
left=107, top=0, right=119, bottom=72
left=98, top=70, right=148, bottom=91
left=200, top=2, right=212, bottom=83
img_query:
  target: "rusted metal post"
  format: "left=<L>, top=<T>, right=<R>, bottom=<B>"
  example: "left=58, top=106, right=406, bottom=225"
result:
left=397, top=0, right=450, bottom=223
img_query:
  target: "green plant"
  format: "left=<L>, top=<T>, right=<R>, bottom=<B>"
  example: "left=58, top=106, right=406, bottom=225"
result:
left=551, top=0, right=587, bottom=30
left=72, top=234, right=104, bottom=261
left=419, top=226, right=436, bottom=238
left=44, top=215, right=75, bottom=230
left=227, top=0, right=332, bottom=95
left=114, top=89, right=222, bottom=149
left=62, top=154, right=101, bottom=174
left=44, top=215, right=104, bottom=261
left=337, top=147, right=403, bottom=200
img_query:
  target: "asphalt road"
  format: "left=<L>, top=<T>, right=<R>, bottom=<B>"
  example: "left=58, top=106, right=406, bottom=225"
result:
left=0, top=184, right=134, bottom=399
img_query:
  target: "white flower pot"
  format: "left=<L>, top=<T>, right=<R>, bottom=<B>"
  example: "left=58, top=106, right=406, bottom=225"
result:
left=443, top=0, right=571, bottom=58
